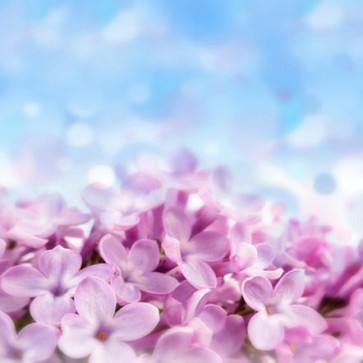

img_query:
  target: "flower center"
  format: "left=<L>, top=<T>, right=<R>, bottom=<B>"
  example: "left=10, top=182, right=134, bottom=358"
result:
left=9, top=348, right=23, bottom=359
left=95, top=330, right=109, bottom=342
left=51, top=284, right=66, bottom=297
left=265, top=305, right=276, bottom=315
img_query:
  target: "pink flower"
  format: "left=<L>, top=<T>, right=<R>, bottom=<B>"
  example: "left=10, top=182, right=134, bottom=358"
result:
left=58, top=277, right=159, bottom=363
left=1, top=246, right=112, bottom=324
left=163, top=282, right=245, bottom=361
left=0, top=193, right=89, bottom=249
left=151, top=327, right=223, bottom=363
left=328, top=288, right=363, bottom=345
left=82, top=173, right=163, bottom=234
left=99, top=235, right=178, bottom=303
left=0, top=311, right=58, bottom=362
left=226, top=223, right=283, bottom=279
left=276, top=327, right=340, bottom=363
left=242, top=270, right=327, bottom=350
left=163, top=207, right=228, bottom=288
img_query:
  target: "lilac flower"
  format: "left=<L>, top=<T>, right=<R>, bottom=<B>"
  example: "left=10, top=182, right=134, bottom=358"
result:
left=163, top=207, right=228, bottom=288
left=163, top=282, right=245, bottom=361
left=1, top=159, right=363, bottom=362
left=242, top=269, right=327, bottom=350
left=82, top=173, right=163, bottom=234
left=0, top=204, right=52, bottom=249
left=1, top=246, right=112, bottom=324
left=276, top=327, right=340, bottom=363
left=231, top=242, right=282, bottom=279
left=151, top=327, right=223, bottom=363
left=0, top=311, right=58, bottom=362
left=210, top=314, right=246, bottom=360
left=328, top=288, right=363, bottom=345
left=99, top=235, right=178, bottom=303
left=58, top=276, right=159, bottom=363
left=0, top=193, right=89, bottom=249
left=163, top=281, right=212, bottom=327
left=226, top=223, right=283, bottom=279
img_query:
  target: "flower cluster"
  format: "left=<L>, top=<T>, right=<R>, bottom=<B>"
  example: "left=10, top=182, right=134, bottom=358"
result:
left=0, top=154, right=362, bottom=362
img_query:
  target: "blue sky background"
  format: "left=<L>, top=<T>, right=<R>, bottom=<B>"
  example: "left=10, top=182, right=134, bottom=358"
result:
left=1, top=0, right=363, bottom=236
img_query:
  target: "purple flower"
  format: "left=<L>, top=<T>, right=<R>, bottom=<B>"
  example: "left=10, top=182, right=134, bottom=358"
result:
left=58, top=276, right=159, bottom=363
left=0, top=311, right=58, bottom=362
left=99, top=235, right=178, bottom=303
left=163, top=281, right=245, bottom=361
left=82, top=173, right=163, bottom=234
left=151, top=327, right=223, bottom=363
left=276, top=327, right=340, bottom=363
left=242, top=269, right=327, bottom=350
left=163, top=207, right=228, bottom=288
left=1, top=246, right=112, bottom=324
left=228, top=224, right=283, bottom=279
left=0, top=193, right=89, bottom=249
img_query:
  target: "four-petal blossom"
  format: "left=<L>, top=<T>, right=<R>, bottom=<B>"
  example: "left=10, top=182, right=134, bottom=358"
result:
left=100, top=235, right=178, bottom=303
left=1, top=246, right=112, bottom=324
left=58, top=276, right=160, bottom=363
left=242, top=269, right=327, bottom=350
left=0, top=311, right=58, bottom=362
left=163, top=208, right=228, bottom=288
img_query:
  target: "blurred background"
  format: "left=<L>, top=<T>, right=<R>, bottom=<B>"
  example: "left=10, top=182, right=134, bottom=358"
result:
left=0, top=0, right=363, bottom=239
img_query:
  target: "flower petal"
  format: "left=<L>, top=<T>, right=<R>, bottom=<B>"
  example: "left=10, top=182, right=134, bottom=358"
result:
left=153, top=328, right=222, bottom=363
left=255, top=243, right=276, bottom=268
left=284, top=304, right=327, bottom=334
left=162, top=236, right=182, bottom=263
left=187, top=232, right=228, bottom=262
left=180, top=259, right=217, bottom=289
left=182, top=348, right=223, bottom=363
left=89, top=340, right=137, bottom=363
left=163, top=208, right=191, bottom=242
left=113, top=302, right=159, bottom=341
left=59, top=314, right=96, bottom=358
left=38, top=246, right=82, bottom=280
left=128, top=239, right=159, bottom=273
left=136, top=272, right=178, bottom=295
left=153, top=327, right=194, bottom=359
left=211, top=315, right=245, bottom=357
left=100, top=210, right=140, bottom=231
left=185, top=288, right=211, bottom=324
left=18, top=323, right=58, bottom=362
left=6, top=227, right=48, bottom=248
left=73, top=263, right=113, bottom=286
left=232, top=243, right=257, bottom=270
left=82, top=184, right=121, bottom=211
left=310, top=334, right=340, bottom=359
left=0, top=311, right=16, bottom=345
left=75, top=277, right=116, bottom=322
left=248, top=312, right=284, bottom=350
left=197, top=304, right=226, bottom=333
left=112, top=276, right=141, bottom=303
left=0, top=287, right=29, bottom=313
left=242, top=275, right=273, bottom=311
left=273, top=269, right=305, bottom=305
left=30, top=293, right=75, bottom=325
left=0, top=238, right=5, bottom=257
left=1, top=265, right=48, bottom=297
left=99, top=235, right=127, bottom=269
